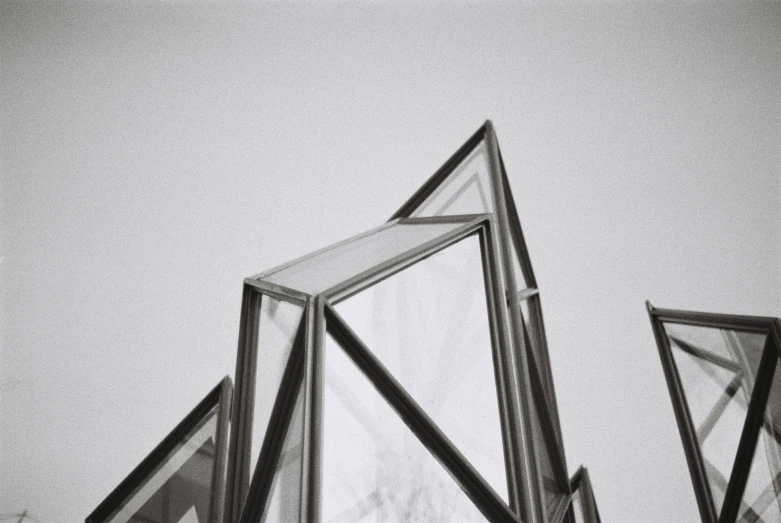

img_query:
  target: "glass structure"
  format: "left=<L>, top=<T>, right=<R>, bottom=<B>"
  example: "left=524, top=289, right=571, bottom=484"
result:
left=648, top=303, right=781, bottom=523
left=88, top=121, right=600, bottom=523
left=86, top=378, right=233, bottom=523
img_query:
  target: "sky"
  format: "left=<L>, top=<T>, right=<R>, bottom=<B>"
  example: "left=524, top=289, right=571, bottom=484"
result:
left=1, top=1, right=780, bottom=522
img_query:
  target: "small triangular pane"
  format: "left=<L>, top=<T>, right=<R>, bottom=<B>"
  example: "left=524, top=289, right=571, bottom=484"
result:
left=737, top=359, right=781, bottom=523
left=333, top=234, right=509, bottom=502
left=106, top=411, right=218, bottom=523
left=322, top=333, right=488, bottom=522
left=411, top=140, right=494, bottom=217
left=261, top=382, right=305, bottom=523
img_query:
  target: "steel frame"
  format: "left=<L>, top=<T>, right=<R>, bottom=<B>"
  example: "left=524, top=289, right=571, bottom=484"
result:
left=568, top=467, right=601, bottom=523
left=226, top=122, right=576, bottom=523
left=647, top=302, right=781, bottom=523
left=86, top=377, right=233, bottom=523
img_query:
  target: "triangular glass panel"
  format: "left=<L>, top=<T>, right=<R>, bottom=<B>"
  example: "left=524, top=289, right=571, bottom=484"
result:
left=250, top=296, right=304, bottom=485
left=260, top=221, right=467, bottom=296
left=333, top=233, right=509, bottom=502
left=260, top=382, right=305, bottom=523
left=322, top=333, right=488, bottom=522
left=670, top=328, right=769, bottom=515
left=410, top=140, right=494, bottom=217
left=88, top=379, right=232, bottom=523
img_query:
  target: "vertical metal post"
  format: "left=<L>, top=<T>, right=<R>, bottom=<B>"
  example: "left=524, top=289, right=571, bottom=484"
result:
left=485, top=121, right=544, bottom=523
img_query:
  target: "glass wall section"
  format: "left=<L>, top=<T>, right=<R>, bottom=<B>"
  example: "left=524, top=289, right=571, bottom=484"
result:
left=737, top=360, right=781, bottom=522
left=108, top=414, right=217, bottom=523
left=87, top=380, right=232, bottom=523
left=664, top=324, right=767, bottom=514
left=322, top=333, right=488, bottom=522
left=334, top=234, right=509, bottom=501
left=261, top=386, right=305, bottom=523
left=649, top=304, right=781, bottom=523
left=250, top=296, right=304, bottom=483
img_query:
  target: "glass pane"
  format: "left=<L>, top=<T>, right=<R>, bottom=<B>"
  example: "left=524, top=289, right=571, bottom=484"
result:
left=334, top=234, right=509, bottom=501
left=262, top=384, right=305, bottom=523
left=411, top=140, right=493, bottom=217
left=262, top=222, right=465, bottom=295
left=107, top=409, right=218, bottom=523
left=322, top=334, right=488, bottom=522
left=667, top=324, right=768, bottom=514
left=738, top=360, right=781, bottom=523
left=250, top=296, right=304, bottom=479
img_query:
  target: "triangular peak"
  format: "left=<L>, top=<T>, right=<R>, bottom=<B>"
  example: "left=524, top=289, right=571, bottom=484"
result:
left=392, top=120, right=537, bottom=290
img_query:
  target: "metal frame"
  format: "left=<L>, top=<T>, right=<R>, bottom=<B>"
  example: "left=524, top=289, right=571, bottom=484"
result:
left=86, top=376, right=233, bottom=523
left=647, top=302, right=781, bottom=523
left=568, top=467, right=601, bottom=523
left=228, top=123, right=579, bottom=523
left=236, top=218, right=528, bottom=522
left=390, top=120, right=570, bottom=523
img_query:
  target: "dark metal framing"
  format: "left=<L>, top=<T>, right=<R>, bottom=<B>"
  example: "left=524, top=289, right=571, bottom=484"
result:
left=568, top=467, right=601, bottom=523
left=227, top=123, right=577, bottom=523
left=86, top=376, right=234, bottom=523
left=647, top=302, right=781, bottom=523
left=389, top=119, right=571, bottom=523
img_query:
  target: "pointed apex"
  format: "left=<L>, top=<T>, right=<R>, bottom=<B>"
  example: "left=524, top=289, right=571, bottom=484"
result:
left=645, top=300, right=654, bottom=312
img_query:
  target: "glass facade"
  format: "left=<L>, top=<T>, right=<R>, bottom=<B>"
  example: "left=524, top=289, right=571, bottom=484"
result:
left=648, top=305, right=781, bottom=523
left=88, top=122, right=600, bottom=523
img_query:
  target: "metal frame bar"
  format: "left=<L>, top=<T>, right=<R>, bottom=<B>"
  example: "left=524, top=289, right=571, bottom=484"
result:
left=225, top=285, right=260, bottom=523
left=323, top=302, right=522, bottom=523
left=569, top=466, right=602, bottom=523
left=390, top=123, right=488, bottom=221
left=324, top=215, right=488, bottom=303
left=647, top=302, right=781, bottom=523
left=86, top=377, right=234, bottom=523
left=243, top=278, right=309, bottom=306
left=486, top=120, right=544, bottom=523
left=239, top=317, right=307, bottom=523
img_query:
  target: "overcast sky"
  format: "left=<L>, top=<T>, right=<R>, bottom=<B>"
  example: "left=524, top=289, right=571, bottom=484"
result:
left=1, top=1, right=780, bottom=522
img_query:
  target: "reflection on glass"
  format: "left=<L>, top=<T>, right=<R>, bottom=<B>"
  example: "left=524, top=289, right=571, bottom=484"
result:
left=108, top=410, right=218, bottom=523
left=262, top=222, right=465, bottom=295
left=411, top=141, right=493, bottom=217
left=334, top=234, right=508, bottom=501
left=250, top=296, right=304, bottom=482
left=322, top=334, right=487, bottom=522
left=665, top=323, right=767, bottom=514
left=262, top=385, right=305, bottom=523
left=738, top=360, right=781, bottom=523
left=531, top=389, right=563, bottom=516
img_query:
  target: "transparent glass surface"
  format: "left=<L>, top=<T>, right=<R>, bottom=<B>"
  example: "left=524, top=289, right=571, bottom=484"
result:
left=250, top=296, right=304, bottom=480
left=411, top=140, right=493, bottom=217
left=334, top=234, right=509, bottom=501
left=262, top=384, right=305, bottom=523
left=666, top=323, right=768, bottom=514
left=108, top=409, right=218, bottom=523
left=322, top=334, right=488, bottom=522
left=738, top=360, right=781, bottom=523
left=262, top=222, right=465, bottom=295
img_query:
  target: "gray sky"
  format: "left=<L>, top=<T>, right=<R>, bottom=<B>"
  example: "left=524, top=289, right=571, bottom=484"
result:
left=1, top=1, right=779, bottom=522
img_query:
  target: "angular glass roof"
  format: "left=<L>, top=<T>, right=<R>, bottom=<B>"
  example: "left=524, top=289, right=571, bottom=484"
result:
left=258, top=220, right=468, bottom=296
